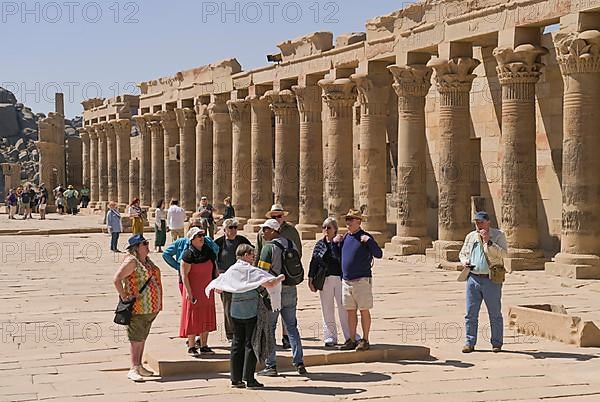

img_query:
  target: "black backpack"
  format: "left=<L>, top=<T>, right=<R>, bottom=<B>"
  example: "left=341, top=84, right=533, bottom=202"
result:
left=272, top=239, right=304, bottom=286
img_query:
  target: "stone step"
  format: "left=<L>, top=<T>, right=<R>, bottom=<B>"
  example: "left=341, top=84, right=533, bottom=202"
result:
left=144, top=341, right=430, bottom=377
left=545, top=262, right=600, bottom=280
left=504, top=257, right=547, bottom=272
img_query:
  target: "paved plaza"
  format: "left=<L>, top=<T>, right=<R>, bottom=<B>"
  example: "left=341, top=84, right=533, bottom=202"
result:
left=1, top=216, right=600, bottom=401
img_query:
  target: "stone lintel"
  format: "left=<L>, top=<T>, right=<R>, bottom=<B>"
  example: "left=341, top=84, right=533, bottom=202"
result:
left=277, top=32, right=334, bottom=62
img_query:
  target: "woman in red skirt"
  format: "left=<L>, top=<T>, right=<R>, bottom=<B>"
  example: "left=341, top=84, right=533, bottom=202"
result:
left=180, top=227, right=218, bottom=357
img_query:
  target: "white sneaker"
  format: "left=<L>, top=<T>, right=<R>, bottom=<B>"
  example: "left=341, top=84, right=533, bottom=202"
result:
left=138, top=365, right=154, bottom=377
left=128, top=367, right=145, bottom=382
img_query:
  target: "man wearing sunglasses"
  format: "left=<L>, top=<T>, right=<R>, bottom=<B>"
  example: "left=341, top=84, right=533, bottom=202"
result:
left=214, top=218, right=252, bottom=342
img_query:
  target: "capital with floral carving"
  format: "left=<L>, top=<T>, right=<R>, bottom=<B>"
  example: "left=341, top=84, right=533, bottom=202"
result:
left=493, top=44, right=548, bottom=84
left=388, top=64, right=432, bottom=97
left=554, top=29, right=600, bottom=75
left=427, top=57, right=481, bottom=92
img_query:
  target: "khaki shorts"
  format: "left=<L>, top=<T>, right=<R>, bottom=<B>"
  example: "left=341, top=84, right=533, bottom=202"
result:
left=127, top=313, right=158, bottom=342
left=342, top=278, right=373, bottom=310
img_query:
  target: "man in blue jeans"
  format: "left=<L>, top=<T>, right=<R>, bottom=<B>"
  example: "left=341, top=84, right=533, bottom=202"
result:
left=458, top=211, right=507, bottom=353
left=256, top=219, right=306, bottom=376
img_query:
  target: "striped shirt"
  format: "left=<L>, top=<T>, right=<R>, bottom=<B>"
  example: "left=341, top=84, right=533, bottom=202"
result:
left=124, top=256, right=163, bottom=315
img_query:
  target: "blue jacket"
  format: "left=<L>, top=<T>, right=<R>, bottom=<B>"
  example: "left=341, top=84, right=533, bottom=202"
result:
left=106, top=209, right=122, bottom=233
left=162, top=236, right=219, bottom=271
left=333, top=229, right=383, bottom=281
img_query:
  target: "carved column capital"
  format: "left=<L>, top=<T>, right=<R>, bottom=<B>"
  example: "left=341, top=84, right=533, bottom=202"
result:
left=227, top=99, right=250, bottom=124
left=351, top=73, right=390, bottom=116
left=292, top=84, right=322, bottom=123
left=194, top=103, right=211, bottom=128
left=114, top=119, right=131, bottom=139
left=427, top=57, right=480, bottom=93
left=175, top=108, right=196, bottom=128
left=493, top=44, right=548, bottom=84
left=554, top=29, right=600, bottom=75
left=88, top=126, right=98, bottom=140
left=78, top=127, right=90, bottom=141
left=106, top=120, right=117, bottom=139
left=95, top=123, right=107, bottom=140
left=319, top=78, right=357, bottom=118
left=388, top=64, right=432, bottom=97
left=158, top=110, right=178, bottom=130
left=208, top=98, right=231, bottom=123
left=265, top=89, right=298, bottom=123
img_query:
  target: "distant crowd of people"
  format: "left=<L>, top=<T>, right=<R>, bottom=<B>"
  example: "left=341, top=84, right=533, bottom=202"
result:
left=4, top=183, right=89, bottom=220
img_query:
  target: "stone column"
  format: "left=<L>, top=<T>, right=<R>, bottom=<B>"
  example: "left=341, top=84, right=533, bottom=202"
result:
left=195, top=102, right=213, bottom=207
left=293, top=83, right=324, bottom=239
left=148, top=115, right=165, bottom=207
left=244, top=94, right=273, bottom=231
left=387, top=63, right=433, bottom=254
left=129, top=159, right=140, bottom=201
left=115, top=119, right=131, bottom=206
left=351, top=67, right=392, bottom=244
left=159, top=110, right=180, bottom=203
left=88, top=127, right=99, bottom=206
left=318, top=78, right=356, bottom=221
left=175, top=108, right=197, bottom=212
left=209, top=93, right=233, bottom=214
left=97, top=123, right=109, bottom=204
left=133, top=115, right=152, bottom=207
left=494, top=43, right=548, bottom=271
left=427, top=54, right=480, bottom=265
left=79, top=128, right=90, bottom=189
left=546, top=29, right=600, bottom=279
left=106, top=121, right=118, bottom=202
left=266, top=89, right=300, bottom=223
left=227, top=99, right=251, bottom=223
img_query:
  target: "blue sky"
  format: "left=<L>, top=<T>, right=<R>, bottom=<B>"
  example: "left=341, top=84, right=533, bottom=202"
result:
left=1, top=0, right=414, bottom=118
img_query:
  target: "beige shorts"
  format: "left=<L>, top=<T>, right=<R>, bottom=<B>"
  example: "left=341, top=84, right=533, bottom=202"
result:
left=342, top=277, right=373, bottom=310
left=127, top=313, right=158, bottom=342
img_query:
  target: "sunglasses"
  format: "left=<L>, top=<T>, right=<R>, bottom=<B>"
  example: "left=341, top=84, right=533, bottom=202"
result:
left=271, top=215, right=283, bottom=219
left=227, top=226, right=238, bottom=229
left=141, top=240, right=149, bottom=246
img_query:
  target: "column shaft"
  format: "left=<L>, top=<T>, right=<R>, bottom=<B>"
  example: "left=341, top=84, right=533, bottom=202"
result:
left=129, top=159, right=140, bottom=202
left=80, top=130, right=90, bottom=188
left=293, top=84, right=324, bottom=236
left=175, top=108, right=197, bottom=211
left=546, top=29, right=600, bottom=277
left=195, top=103, right=213, bottom=207
left=149, top=116, right=165, bottom=207
left=352, top=71, right=391, bottom=240
left=209, top=94, right=232, bottom=213
left=319, top=78, right=356, bottom=221
left=429, top=57, right=480, bottom=242
left=133, top=116, right=152, bottom=206
left=88, top=129, right=99, bottom=204
left=115, top=119, right=131, bottom=205
left=245, top=95, right=273, bottom=228
left=267, top=90, right=300, bottom=222
left=97, top=124, right=108, bottom=203
left=494, top=44, right=548, bottom=270
left=228, top=99, right=251, bottom=220
left=106, top=122, right=118, bottom=202
left=160, top=110, right=180, bottom=203
left=387, top=64, right=432, bottom=254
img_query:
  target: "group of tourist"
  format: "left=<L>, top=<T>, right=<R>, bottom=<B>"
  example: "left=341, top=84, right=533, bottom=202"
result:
left=4, top=183, right=90, bottom=220
left=113, top=201, right=386, bottom=388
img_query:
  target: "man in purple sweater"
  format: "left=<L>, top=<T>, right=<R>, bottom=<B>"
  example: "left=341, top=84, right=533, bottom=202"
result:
left=333, top=209, right=383, bottom=351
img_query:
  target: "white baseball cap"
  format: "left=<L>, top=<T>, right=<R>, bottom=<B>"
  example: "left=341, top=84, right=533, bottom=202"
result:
left=259, top=219, right=280, bottom=232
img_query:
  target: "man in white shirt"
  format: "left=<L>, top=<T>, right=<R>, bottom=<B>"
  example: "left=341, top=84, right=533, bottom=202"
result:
left=166, top=199, right=186, bottom=242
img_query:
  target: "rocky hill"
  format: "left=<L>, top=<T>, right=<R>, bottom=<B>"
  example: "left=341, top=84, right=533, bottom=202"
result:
left=0, top=87, right=81, bottom=183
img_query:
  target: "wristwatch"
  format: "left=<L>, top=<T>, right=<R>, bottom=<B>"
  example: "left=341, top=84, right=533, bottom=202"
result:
left=487, top=240, right=493, bottom=246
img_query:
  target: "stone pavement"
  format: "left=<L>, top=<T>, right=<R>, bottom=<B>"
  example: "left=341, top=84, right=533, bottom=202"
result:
left=1, top=219, right=600, bottom=401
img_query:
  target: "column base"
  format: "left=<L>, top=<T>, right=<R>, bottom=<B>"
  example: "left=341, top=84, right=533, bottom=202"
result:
left=504, top=248, right=548, bottom=272
left=426, top=240, right=463, bottom=271
left=545, top=253, right=600, bottom=279
left=384, top=236, right=432, bottom=256
left=244, top=219, right=266, bottom=233
left=295, top=223, right=322, bottom=240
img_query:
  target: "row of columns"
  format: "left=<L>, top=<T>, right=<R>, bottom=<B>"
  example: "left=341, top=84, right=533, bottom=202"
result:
left=80, top=119, right=131, bottom=207
left=78, top=24, right=599, bottom=273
